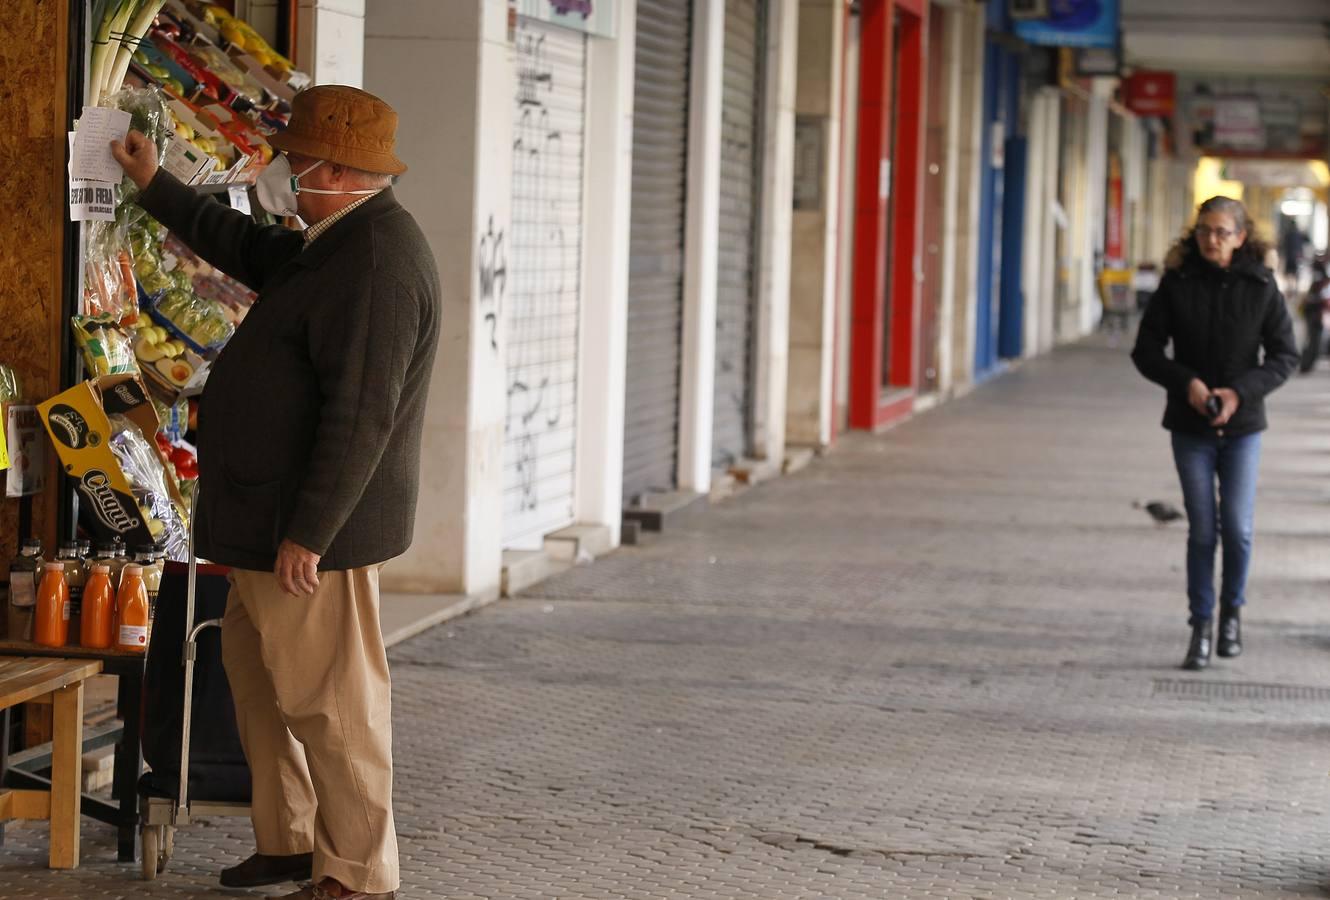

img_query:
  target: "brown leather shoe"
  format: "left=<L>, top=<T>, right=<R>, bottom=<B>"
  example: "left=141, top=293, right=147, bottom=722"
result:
left=277, top=878, right=396, bottom=899
left=219, top=851, right=314, bottom=887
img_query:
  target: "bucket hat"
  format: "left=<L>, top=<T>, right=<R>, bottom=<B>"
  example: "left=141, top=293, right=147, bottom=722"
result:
left=268, top=85, right=407, bottom=175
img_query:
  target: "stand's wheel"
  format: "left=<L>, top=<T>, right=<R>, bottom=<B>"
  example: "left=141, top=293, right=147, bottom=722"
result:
left=140, top=825, right=160, bottom=881
left=160, top=825, right=175, bottom=869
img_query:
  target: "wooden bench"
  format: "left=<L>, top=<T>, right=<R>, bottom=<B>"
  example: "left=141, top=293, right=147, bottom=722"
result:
left=0, top=657, right=103, bottom=868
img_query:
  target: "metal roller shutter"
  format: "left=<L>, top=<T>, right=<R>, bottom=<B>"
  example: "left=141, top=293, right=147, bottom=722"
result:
left=713, top=0, right=763, bottom=468
left=623, top=0, right=692, bottom=505
left=504, top=19, right=587, bottom=549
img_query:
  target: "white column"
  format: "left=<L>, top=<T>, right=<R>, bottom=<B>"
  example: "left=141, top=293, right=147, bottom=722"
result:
left=786, top=0, right=843, bottom=449
left=297, top=0, right=365, bottom=86
left=677, top=0, right=725, bottom=494
left=1021, top=90, right=1047, bottom=360
left=364, top=0, right=509, bottom=596
left=948, top=7, right=984, bottom=393
left=575, top=8, right=637, bottom=545
left=1038, top=93, right=1060, bottom=354
left=1080, top=87, right=1109, bottom=335
left=814, top=0, right=842, bottom=448
left=1123, top=115, right=1147, bottom=267
left=834, top=4, right=860, bottom=433
left=935, top=6, right=965, bottom=397
left=751, top=0, right=798, bottom=465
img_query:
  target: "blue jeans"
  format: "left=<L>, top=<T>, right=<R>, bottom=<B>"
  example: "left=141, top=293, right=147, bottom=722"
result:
left=1171, top=431, right=1263, bottom=626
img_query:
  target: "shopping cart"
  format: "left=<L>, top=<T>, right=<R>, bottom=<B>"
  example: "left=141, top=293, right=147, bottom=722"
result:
left=138, top=486, right=252, bottom=880
left=1098, top=267, right=1136, bottom=345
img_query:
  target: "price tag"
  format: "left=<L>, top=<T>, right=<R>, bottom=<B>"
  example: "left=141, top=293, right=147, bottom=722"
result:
left=162, top=136, right=212, bottom=185
left=228, top=185, right=252, bottom=215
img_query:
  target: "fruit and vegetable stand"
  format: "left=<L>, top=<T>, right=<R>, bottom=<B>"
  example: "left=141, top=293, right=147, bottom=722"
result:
left=64, top=0, right=310, bottom=524
left=1, top=0, right=310, bottom=866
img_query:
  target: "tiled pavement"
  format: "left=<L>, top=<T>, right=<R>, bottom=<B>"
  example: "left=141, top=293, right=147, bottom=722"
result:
left=5, top=337, right=1330, bottom=898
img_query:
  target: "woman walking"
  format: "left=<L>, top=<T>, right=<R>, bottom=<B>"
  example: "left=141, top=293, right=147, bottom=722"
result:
left=1132, top=196, right=1299, bottom=671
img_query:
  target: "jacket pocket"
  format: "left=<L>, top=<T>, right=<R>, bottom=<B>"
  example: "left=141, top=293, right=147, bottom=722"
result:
left=209, top=465, right=284, bottom=557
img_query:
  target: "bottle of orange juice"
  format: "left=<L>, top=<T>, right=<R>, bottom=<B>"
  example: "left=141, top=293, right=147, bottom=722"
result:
left=34, top=562, right=70, bottom=648
left=115, top=565, right=150, bottom=653
left=81, top=564, right=115, bottom=650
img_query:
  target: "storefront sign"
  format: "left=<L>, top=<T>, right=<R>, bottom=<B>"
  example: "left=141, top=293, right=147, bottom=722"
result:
left=1213, top=96, right=1265, bottom=151
left=1013, top=0, right=1118, bottom=50
left=1124, top=71, right=1175, bottom=117
left=1009, top=0, right=1051, bottom=18
left=1073, top=44, right=1120, bottom=77
left=5, top=405, right=45, bottom=498
left=517, top=0, right=614, bottom=38
left=1181, top=76, right=1327, bottom=158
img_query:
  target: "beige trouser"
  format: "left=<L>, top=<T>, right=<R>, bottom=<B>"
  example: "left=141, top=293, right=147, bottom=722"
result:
left=221, top=566, right=398, bottom=894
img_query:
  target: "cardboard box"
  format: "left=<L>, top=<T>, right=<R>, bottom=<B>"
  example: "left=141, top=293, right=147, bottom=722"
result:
left=37, top=375, right=187, bottom=547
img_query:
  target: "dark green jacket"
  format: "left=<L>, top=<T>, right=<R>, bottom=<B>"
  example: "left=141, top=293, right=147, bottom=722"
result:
left=138, top=171, right=440, bottom=571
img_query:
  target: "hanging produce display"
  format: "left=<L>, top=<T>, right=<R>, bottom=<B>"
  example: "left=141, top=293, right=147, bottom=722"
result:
left=51, top=0, right=311, bottom=558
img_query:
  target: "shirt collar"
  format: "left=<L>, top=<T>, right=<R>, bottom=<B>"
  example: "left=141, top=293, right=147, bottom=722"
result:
left=303, top=192, right=382, bottom=245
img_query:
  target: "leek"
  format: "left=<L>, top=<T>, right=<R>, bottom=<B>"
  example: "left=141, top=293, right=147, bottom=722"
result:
left=104, top=0, right=169, bottom=101
left=90, top=0, right=139, bottom=105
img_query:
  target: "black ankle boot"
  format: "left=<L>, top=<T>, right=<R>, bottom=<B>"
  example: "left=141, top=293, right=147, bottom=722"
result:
left=1217, top=609, right=1242, bottom=658
left=1182, top=622, right=1213, bottom=671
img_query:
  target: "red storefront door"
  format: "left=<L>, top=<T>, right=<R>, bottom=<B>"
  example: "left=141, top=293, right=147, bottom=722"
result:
left=848, top=0, right=927, bottom=430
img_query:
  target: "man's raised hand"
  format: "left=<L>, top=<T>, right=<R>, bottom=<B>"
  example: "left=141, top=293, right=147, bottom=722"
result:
left=109, top=129, right=160, bottom=192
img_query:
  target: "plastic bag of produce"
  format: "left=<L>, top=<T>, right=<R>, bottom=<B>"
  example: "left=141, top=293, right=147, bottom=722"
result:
left=106, top=413, right=190, bottom=562
left=154, top=286, right=234, bottom=351
left=128, top=213, right=175, bottom=297
left=150, top=394, right=190, bottom=444
left=0, top=364, right=20, bottom=403
left=72, top=316, right=140, bottom=377
left=105, top=87, right=172, bottom=204
left=83, top=220, right=139, bottom=324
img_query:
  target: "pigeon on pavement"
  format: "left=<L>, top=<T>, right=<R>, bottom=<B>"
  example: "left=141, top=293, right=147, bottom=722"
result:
left=1134, top=500, right=1184, bottom=524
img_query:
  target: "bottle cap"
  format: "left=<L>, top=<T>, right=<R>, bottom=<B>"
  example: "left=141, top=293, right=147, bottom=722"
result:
left=92, top=564, right=111, bottom=574
left=21, top=538, right=41, bottom=553
left=44, top=561, right=64, bottom=571
left=123, top=565, right=143, bottom=577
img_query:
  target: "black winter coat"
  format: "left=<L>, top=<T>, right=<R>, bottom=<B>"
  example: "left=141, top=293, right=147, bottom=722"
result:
left=1131, top=253, right=1298, bottom=437
left=138, top=172, right=441, bottom=572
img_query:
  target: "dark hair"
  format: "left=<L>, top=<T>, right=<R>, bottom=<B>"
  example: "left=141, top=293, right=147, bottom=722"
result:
left=1164, top=196, right=1272, bottom=270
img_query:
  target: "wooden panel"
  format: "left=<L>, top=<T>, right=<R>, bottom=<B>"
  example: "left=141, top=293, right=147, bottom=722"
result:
left=0, top=1, right=69, bottom=560
left=0, top=657, right=102, bottom=709
left=50, top=682, right=83, bottom=868
left=0, top=788, right=53, bottom=821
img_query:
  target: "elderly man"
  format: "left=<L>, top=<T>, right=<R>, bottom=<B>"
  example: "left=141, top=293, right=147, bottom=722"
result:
left=112, top=85, right=439, bottom=900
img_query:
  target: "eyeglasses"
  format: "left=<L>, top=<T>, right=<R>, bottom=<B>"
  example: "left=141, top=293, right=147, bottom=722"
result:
left=1196, top=225, right=1239, bottom=241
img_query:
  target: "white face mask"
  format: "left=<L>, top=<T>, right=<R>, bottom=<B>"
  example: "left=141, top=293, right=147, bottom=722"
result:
left=254, top=155, right=381, bottom=218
